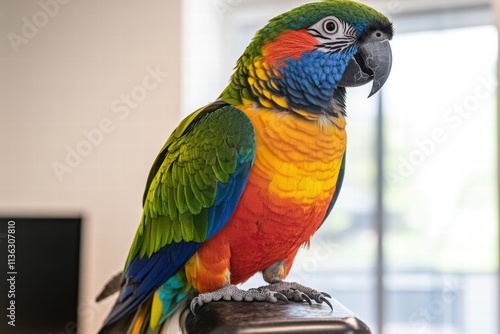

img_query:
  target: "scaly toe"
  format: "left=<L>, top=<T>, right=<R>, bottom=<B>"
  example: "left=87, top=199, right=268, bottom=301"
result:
left=258, top=281, right=333, bottom=309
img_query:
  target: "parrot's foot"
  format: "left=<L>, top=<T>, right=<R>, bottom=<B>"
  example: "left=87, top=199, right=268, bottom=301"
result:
left=258, top=281, right=333, bottom=310
left=190, top=284, right=288, bottom=314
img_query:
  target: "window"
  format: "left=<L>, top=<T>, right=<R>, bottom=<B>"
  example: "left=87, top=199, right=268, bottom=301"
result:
left=383, top=25, right=498, bottom=334
left=182, top=2, right=498, bottom=333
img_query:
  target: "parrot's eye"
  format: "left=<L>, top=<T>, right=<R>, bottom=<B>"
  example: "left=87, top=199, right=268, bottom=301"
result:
left=322, top=19, right=338, bottom=34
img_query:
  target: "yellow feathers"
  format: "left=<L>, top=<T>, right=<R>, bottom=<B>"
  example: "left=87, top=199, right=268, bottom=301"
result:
left=150, top=291, right=163, bottom=330
left=130, top=301, right=150, bottom=334
left=239, top=106, right=346, bottom=206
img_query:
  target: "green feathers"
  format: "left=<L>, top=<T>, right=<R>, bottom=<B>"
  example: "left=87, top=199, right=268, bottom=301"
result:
left=126, top=104, right=255, bottom=265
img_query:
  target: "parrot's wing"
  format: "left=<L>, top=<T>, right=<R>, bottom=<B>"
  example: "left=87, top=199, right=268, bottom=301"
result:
left=320, top=151, right=346, bottom=228
left=102, top=101, right=256, bottom=327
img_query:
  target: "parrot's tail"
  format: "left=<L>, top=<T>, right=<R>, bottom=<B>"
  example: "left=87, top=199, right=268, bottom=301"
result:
left=98, top=272, right=193, bottom=334
left=99, top=293, right=192, bottom=334
left=158, top=296, right=191, bottom=334
left=96, top=272, right=122, bottom=302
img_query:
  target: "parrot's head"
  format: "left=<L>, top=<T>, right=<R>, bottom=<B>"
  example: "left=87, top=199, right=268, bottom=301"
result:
left=221, top=0, right=393, bottom=120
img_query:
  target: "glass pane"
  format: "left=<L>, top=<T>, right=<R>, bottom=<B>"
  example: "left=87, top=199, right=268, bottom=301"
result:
left=383, top=26, right=498, bottom=334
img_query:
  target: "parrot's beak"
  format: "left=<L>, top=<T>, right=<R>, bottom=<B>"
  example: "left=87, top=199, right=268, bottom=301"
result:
left=337, top=39, right=392, bottom=97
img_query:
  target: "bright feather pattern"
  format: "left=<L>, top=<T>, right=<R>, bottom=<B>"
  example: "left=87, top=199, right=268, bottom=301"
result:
left=193, top=106, right=347, bottom=288
left=98, top=1, right=393, bottom=333
left=102, top=104, right=256, bottom=328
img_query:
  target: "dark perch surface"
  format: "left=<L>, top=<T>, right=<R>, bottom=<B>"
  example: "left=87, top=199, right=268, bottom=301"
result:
left=182, top=297, right=371, bottom=334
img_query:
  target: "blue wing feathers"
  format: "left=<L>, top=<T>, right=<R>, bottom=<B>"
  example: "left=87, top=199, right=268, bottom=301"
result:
left=103, top=241, right=199, bottom=327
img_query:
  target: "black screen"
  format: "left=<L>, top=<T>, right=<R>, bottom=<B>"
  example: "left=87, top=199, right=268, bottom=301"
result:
left=0, top=217, right=81, bottom=334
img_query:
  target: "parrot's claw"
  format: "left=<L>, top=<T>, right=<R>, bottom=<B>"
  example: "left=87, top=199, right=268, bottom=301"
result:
left=319, top=296, right=333, bottom=310
left=264, top=290, right=289, bottom=303
left=190, top=285, right=288, bottom=315
left=321, top=291, right=332, bottom=298
left=259, top=281, right=334, bottom=311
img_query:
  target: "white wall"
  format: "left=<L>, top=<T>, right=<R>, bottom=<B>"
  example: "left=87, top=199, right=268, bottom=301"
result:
left=0, top=1, right=181, bottom=333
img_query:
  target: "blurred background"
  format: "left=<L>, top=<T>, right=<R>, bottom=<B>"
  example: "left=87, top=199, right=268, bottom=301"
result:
left=0, top=0, right=498, bottom=333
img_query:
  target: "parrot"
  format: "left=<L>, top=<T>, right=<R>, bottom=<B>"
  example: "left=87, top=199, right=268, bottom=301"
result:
left=97, top=0, right=393, bottom=333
